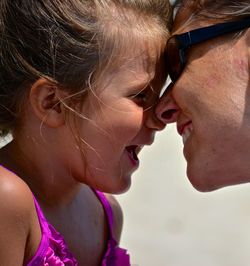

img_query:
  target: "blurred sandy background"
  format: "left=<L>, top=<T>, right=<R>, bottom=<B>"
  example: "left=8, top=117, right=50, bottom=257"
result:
left=117, top=124, right=250, bottom=266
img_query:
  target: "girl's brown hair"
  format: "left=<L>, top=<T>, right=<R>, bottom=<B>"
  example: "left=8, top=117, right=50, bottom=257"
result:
left=0, top=0, right=172, bottom=136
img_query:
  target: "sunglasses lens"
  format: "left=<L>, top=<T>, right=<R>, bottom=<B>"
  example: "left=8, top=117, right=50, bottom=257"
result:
left=166, top=37, right=182, bottom=82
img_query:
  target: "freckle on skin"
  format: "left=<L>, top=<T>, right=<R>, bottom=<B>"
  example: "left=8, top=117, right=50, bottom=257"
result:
left=205, top=75, right=219, bottom=88
left=236, top=59, right=248, bottom=75
left=228, top=57, right=249, bottom=82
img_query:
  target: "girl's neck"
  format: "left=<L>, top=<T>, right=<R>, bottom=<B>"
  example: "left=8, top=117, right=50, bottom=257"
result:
left=0, top=138, right=83, bottom=207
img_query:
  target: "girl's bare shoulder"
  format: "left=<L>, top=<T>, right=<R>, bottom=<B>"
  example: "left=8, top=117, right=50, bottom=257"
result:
left=0, top=166, right=41, bottom=263
left=0, top=166, right=35, bottom=224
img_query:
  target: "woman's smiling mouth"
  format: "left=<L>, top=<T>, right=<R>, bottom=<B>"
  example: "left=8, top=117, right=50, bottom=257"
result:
left=182, top=123, right=193, bottom=144
left=177, top=121, right=194, bottom=144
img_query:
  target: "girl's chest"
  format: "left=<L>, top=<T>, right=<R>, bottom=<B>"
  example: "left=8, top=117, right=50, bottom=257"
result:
left=45, top=203, right=109, bottom=266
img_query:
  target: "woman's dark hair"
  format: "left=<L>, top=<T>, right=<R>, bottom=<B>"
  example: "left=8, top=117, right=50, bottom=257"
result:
left=174, top=0, right=250, bottom=21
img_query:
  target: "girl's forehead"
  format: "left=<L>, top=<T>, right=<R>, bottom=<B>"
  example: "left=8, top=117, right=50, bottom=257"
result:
left=97, top=38, right=167, bottom=93
left=115, top=37, right=165, bottom=70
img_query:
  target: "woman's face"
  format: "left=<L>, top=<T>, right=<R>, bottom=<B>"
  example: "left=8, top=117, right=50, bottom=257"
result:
left=157, top=13, right=250, bottom=191
left=64, top=40, right=166, bottom=194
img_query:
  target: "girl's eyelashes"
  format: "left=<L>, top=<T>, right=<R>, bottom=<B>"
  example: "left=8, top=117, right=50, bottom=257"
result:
left=130, top=90, right=149, bottom=105
left=134, top=91, right=148, bottom=102
left=130, top=85, right=157, bottom=105
left=128, top=82, right=161, bottom=109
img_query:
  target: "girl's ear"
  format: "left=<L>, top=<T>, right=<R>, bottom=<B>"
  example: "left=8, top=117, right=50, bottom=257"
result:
left=29, top=78, right=68, bottom=128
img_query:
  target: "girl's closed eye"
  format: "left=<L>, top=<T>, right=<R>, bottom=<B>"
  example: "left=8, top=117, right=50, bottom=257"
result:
left=133, top=91, right=148, bottom=103
left=130, top=86, right=158, bottom=109
left=130, top=87, right=152, bottom=106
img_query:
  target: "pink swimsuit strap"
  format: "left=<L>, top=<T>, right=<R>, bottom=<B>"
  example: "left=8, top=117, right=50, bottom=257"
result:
left=26, top=196, right=78, bottom=266
left=26, top=190, right=130, bottom=266
left=92, top=190, right=115, bottom=238
left=92, top=190, right=130, bottom=266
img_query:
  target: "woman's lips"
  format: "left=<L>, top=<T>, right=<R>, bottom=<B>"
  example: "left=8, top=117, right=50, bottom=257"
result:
left=177, top=121, right=193, bottom=144
left=182, top=123, right=193, bottom=144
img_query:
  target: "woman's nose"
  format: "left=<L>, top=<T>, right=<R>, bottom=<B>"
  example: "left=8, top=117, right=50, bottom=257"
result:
left=155, top=84, right=179, bottom=124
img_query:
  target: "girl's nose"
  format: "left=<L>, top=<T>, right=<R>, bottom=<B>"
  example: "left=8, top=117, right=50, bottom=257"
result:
left=155, top=83, right=179, bottom=124
left=145, top=108, right=166, bottom=131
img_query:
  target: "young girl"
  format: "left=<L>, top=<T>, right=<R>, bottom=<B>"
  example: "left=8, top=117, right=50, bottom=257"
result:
left=0, top=0, right=171, bottom=265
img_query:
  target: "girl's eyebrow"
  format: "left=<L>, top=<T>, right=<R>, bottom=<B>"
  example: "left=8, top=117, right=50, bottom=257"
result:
left=126, top=81, right=151, bottom=95
left=127, top=74, right=153, bottom=91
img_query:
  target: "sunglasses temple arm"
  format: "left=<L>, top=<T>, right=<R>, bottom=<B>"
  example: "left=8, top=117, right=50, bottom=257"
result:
left=176, top=17, right=250, bottom=49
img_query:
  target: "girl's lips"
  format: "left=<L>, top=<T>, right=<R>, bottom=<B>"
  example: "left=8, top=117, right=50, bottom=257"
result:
left=125, top=145, right=140, bottom=166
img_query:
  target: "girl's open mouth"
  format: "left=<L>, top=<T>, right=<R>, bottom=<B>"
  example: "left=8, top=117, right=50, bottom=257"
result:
left=125, top=145, right=139, bottom=166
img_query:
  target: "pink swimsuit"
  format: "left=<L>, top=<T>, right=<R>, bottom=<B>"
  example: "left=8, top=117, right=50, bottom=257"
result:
left=26, top=190, right=130, bottom=266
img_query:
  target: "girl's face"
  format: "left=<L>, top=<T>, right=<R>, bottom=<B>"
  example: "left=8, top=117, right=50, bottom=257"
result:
left=63, top=41, right=166, bottom=193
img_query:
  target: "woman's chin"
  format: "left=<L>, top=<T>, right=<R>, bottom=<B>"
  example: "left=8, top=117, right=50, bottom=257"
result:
left=187, top=166, right=226, bottom=192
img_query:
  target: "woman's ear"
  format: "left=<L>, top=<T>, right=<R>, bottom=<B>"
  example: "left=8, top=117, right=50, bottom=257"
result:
left=29, top=78, right=68, bottom=128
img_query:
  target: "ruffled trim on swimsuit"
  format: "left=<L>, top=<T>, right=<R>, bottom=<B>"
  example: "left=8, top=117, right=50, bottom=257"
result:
left=42, top=224, right=79, bottom=266
left=102, top=238, right=130, bottom=266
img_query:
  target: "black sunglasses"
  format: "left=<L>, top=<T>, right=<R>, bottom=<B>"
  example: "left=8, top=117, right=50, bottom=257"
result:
left=166, top=17, right=250, bottom=83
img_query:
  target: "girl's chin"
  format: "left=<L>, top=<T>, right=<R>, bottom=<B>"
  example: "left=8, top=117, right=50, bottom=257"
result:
left=106, top=178, right=132, bottom=194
